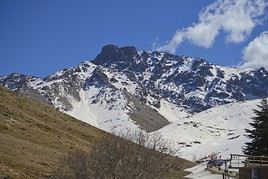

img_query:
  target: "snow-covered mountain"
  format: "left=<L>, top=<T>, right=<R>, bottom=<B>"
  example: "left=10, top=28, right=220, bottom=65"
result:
left=1, top=44, right=268, bottom=161
left=0, top=60, right=169, bottom=132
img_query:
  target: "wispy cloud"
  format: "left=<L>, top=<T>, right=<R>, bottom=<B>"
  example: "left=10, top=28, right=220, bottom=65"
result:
left=157, top=0, right=268, bottom=53
left=242, top=31, right=268, bottom=69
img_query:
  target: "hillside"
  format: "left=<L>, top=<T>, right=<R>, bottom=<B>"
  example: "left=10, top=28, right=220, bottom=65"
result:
left=0, top=87, right=193, bottom=178
left=0, top=86, right=104, bottom=178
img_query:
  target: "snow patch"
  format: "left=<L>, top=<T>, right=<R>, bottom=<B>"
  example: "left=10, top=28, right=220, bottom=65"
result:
left=65, top=90, right=98, bottom=127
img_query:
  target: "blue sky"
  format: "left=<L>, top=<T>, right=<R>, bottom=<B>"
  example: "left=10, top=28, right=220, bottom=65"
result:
left=0, top=0, right=268, bottom=77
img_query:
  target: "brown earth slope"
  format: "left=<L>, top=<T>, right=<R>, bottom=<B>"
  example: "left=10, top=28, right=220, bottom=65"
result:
left=0, top=87, right=194, bottom=178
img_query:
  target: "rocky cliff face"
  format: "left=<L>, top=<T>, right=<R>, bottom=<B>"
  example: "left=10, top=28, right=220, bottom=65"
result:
left=1, top=44, right=268, bottom=132
left=92, top=45, right=268, bottom=111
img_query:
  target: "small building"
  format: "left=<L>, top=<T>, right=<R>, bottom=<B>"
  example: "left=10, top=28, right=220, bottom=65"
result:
left=229, top=154, right=268, bottom=179
left=239, top=167, right=268, bottom=179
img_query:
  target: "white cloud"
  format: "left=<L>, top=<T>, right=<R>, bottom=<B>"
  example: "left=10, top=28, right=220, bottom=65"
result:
left=157, top=30, right=184, bottom=54
left=242, top=31, right=268, bottom=69
left=157, top=0, right=268, bottom=53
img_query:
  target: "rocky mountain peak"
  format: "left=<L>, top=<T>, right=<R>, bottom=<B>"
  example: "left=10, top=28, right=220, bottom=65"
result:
left=93, top=44, right=138, bottom=66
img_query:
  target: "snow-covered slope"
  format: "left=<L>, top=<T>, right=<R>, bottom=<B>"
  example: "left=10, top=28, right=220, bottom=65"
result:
left=65, top=88, right=140, bottom=132
left=185, top=163, right=224, bottom=179
left=154, top=99, right=261, bottom=161
left=155, top=99, right=189, bottom=122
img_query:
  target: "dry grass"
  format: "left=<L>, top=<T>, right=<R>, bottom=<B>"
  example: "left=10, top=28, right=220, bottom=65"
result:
left=0, top=87, right=104, bottom=178
left=0, top=87, right=194, bottom=178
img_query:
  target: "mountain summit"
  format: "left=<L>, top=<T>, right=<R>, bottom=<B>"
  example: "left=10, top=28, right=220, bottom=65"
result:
left=93, top=44, right=139, bottom=65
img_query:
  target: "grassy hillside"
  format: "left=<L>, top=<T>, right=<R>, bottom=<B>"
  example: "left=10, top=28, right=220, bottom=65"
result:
left=0, top=87, right=194, bottom=178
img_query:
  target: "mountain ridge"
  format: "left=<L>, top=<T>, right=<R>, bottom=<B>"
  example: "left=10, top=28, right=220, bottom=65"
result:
left=1, top=44, right=268, bottom=133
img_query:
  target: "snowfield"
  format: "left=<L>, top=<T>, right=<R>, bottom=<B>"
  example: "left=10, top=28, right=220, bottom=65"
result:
left=185, top=163, right=224, bottom=179
left=153, top=99, right=260, bottom=161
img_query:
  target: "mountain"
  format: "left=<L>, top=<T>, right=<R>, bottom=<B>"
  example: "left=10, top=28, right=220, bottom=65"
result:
left=1, top=44, right=268, bottom=134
